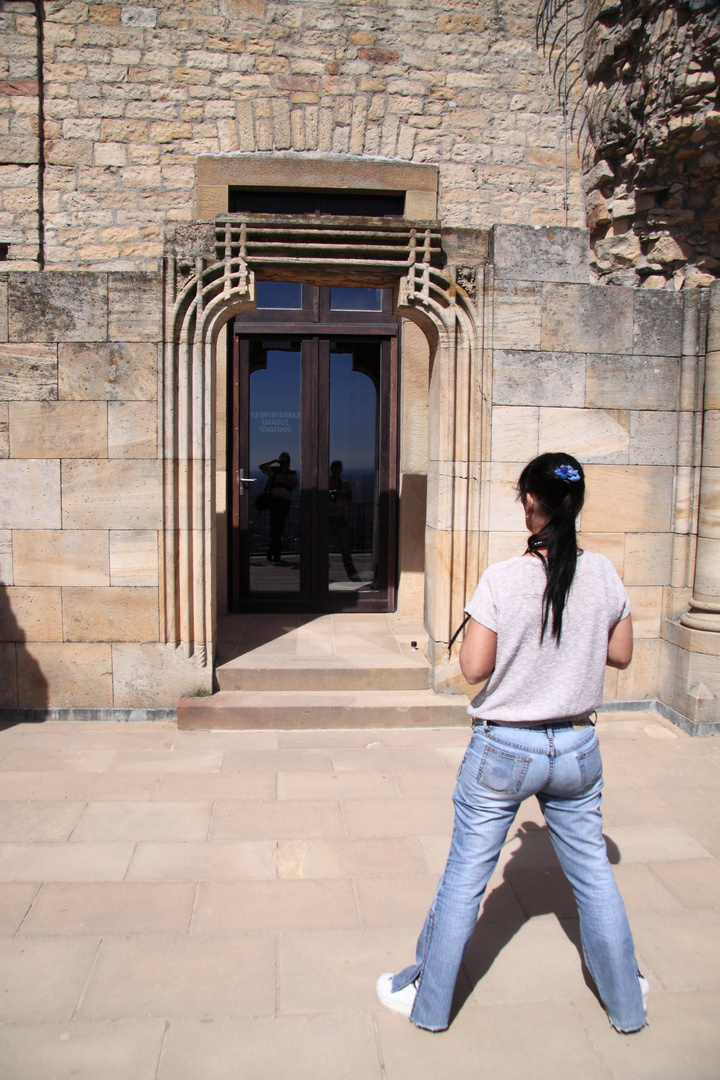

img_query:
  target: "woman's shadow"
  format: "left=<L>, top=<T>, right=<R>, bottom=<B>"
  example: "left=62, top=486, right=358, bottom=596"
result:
left=448, top=819, right=621, bottom=1023
left=0, top=583, right=49, bottom=724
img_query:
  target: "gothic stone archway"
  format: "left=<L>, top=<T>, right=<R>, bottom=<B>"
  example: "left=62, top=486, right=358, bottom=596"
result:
left=160, top=216, right=489, bottom=687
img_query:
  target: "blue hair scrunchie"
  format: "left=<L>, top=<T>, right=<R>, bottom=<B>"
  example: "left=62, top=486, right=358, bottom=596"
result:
left=555, top=464, right=581, bottom=482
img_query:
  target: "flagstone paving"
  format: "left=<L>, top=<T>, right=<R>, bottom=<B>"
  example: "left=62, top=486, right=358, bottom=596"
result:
left=0, top=711, right=718, bottom=1079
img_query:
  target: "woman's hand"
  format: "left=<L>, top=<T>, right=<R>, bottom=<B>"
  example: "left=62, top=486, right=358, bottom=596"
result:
left=607, top=614, right=633, bottom=669
left=459, top=618, right=497, bottom=684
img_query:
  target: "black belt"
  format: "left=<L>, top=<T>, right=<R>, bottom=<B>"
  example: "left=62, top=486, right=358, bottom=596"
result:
left=472, top=716, right=594, bottom=730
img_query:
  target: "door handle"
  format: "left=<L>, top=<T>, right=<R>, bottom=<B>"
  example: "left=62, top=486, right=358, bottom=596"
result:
left=237, top=469, right=257, bottom=495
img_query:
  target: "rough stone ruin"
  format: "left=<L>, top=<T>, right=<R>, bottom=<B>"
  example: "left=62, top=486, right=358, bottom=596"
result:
left=580, top=0, right=720, bottom=289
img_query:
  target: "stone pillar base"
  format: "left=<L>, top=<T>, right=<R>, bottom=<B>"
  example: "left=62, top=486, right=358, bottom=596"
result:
left=681, top=597, right=720, bottom=632
left=659, top=618, right=720, bottom=734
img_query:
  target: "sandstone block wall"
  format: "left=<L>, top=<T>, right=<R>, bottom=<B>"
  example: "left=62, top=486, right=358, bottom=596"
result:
left=485, top=226, right=689, bottom=704
left=0, top=236, right=706, bottom=711
left=0, top=271, right=211, bottom=709
left=0, top=0, right=584, bottom=271
left=0, top=0, right=40, bottom=270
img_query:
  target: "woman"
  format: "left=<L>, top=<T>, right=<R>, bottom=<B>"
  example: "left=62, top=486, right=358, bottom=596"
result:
left=259, top=452, right=298, bottom=563
left=376, top=452, right=647, bottom=1034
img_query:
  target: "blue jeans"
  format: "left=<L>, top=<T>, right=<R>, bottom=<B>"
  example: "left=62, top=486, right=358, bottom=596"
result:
left=392, top=721, right=646, bottom=1033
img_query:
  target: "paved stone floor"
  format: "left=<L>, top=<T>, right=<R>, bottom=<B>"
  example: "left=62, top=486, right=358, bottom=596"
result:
left=0, top=711, right=718, bottom=1079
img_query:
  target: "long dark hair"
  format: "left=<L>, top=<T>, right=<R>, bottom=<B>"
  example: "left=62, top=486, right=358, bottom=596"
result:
left=516, top=452, right=585, bottom=644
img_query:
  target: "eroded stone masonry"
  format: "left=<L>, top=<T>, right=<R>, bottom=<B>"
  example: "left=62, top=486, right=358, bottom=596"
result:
left=581, top=0, right=720, bottom=289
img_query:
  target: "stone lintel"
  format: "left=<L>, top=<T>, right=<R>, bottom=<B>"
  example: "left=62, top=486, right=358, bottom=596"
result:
left=196, top=153, right=439, bottom=192
left=196, top=154, right=439, bottom=223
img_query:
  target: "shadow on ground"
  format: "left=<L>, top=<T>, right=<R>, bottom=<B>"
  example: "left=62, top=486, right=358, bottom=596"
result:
left=448, top=819, right=621, bottom=1023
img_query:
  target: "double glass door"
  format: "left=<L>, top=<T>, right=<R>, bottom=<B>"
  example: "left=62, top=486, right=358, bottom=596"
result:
left=228, top=286, right=398, bottom=611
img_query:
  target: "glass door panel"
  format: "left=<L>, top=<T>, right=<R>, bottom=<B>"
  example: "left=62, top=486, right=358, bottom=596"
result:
left=327, top=344, right=381, bottom=593
left=229, top=303, right=398, bottom=612
left=329, top=287, right=383, bottom=311
left=256, top=282, right=303, bottom=309
left=247, top=343, right=302, bottom=593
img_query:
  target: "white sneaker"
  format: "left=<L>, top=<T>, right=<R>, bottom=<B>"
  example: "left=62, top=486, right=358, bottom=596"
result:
left=638, top=973, right=649, bottom=1012
left=611, top=973, right=649, bottom=1033
left=376, top=972, right=417, bottom=1019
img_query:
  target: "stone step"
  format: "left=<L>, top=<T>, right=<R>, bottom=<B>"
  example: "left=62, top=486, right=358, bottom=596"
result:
left=177, top=689, right=470, bottom=730
left=215, top=653, right=431, bottom=691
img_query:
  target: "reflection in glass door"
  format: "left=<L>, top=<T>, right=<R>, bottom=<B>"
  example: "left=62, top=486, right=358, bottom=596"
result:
left=327, top=344, right=381, bottom=594
left=247, top=344, right=302, bottom=593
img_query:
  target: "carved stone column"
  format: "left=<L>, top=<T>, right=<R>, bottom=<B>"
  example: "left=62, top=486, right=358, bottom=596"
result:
left=395, top=261, right=486, bottom=691
left=682, top=281, right=720, bottom=632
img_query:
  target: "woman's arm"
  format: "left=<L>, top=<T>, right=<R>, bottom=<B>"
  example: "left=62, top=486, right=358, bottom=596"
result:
left=459, top=618, right=497, bottom=684
left=607, top=614, right=633, bottom=670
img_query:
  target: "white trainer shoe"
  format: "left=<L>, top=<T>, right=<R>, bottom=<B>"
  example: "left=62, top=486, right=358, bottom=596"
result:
left=611, top=973, right=649, bottom=1033
left=376, top=972, right=417, bottom=1019
left=638, top=973, right=649, bottom=1012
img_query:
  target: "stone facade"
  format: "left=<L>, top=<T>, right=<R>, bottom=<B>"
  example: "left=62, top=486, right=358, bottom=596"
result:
left=0, top=0, right=585, bottom=272
left=484, top=231, right=699, bottom=712
left=2, top=223, right=716, bottom=728
left=0, top=0, right=718, bottom=729
left=0, top=269, right=212, bottom=709
left=0, top=0, right=41, bottom=270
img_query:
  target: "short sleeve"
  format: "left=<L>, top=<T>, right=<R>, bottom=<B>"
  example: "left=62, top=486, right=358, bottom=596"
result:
left=464, top=571, right=498, bottom=633
left=615, top=577, right=631, bottom=623
left=597, top=555, right=631, bottom=624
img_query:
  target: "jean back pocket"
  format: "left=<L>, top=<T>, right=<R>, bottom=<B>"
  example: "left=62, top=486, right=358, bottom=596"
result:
left=576, top=740, right=603, bottom=790
left=476, top=743, right=531, bottom=794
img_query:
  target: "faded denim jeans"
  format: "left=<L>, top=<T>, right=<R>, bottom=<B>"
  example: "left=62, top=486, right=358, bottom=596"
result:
left=392, top=720, right=646, bottom=1033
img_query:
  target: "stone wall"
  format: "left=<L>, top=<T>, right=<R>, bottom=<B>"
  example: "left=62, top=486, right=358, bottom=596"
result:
left=480, top=225, right=690, bottom=704
left=0, top=270, right=211, bottom=709
left=0, top=227, right=711, bottom=716
left=5, top=0, right=720, bottom=287
left=0, top=0, right=41, bottom=270
left=0, top=0, right=585, bottom=271
left=581, top=0, right=720, bottom=290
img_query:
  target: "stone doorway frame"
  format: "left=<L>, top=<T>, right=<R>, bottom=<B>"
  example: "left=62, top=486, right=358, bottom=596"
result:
left=160, top=215, right=490, bottom=687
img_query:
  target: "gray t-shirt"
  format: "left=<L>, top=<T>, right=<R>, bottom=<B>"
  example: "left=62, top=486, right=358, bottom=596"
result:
left=464, top=550, right=631, bottom=724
